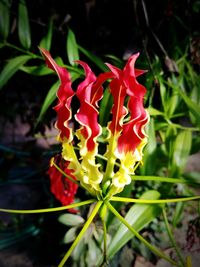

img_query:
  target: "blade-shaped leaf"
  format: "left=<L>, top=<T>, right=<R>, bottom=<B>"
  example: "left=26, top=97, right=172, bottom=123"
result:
left=147, top=106, right=164, bottom=116
left=36, top=69, right=81, bottom=125
left=172, top=202, right=184, bottom=227
left=67, top=28, right=79, bottom=66
left=176, top=85, right=200, bottom=127
left=18, top=0, right=31, bottom=49
left=166, top=90, right=179, bottom=118
left=36, top=80, right=59, bottom=124
left=39, top=18, right=53, bottom=51
left=140, top=118, right=157, bottom=175
left=20, top=64, right=53, bottom=76
left=0, top=55, right=31, bottom=89
left=0, top=0, right=10, bottom=40
left=78, top=45, right=108, bottom=72
left=171, top=130, right=192, bottom=177
left=107, top=190, right=162, bottom=259
left=99, top=87, right=113, bottom=126
left=158, top=77, right=167, bottom=113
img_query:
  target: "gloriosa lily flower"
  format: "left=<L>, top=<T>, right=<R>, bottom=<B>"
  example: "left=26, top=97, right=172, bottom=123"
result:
left=41, top=48, right=149, bottom=200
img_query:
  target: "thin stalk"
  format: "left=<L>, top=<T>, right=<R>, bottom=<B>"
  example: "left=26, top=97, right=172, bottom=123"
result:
left=51, top=159, right=80, bottom=186
left=186, top=256, right=192, bottom=267
left=5, top=42, right=43, bottom=59
left=110, top=196, right=200, bottom=204
left=0, top=199, right=96, bottom=214
left=58, top=201, right=103, bottom=267
left=99, top=204, right=108, bottom=265
left=106, top=201, right=178, bottom=266
left=132, top=175, right=186, bottom=184
left=102, top=218, right=108, bottom=265
left=162, top=208, right=185, bottom=267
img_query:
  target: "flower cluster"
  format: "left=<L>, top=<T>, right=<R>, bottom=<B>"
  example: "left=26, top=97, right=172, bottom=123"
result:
left=41, top=48, right=149, bottom=201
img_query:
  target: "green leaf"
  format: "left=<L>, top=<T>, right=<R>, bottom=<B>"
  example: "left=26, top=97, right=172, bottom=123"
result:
left=18, top=0, right=31, bottom=49
left=147, top=106, right=164, bottom=116
left=140, top=118, right=157, bottom=175
left=184, top=172, right=200, bottom=185
left=58, top=213, right=85, bottom=226
left=172, top=202, right=184, bottom=227
left=171, top=130, right=192, bottom=177
left=39, top=18, right=53, bottom=51
left=63, top=227, right=78, bottom=244
left=36, top=69, right=81, bottom=125
left=107, top=190, right=162, bottom=259
left=78, top=45, right=108, bottom=72
left=0, top=0, right=10, bottom=40
left=0, top=55, right=31, bottom=89
left=67, top=28, right=79, bottom=66
left=158, top=77, right=167, bottom=113
left=176, top=84, right=200, bottom=127
left=19, top=64, right=53, bottom=76
left=104, top=54, right=124, bottom=68
left=167, top=90, right=179, bottom=118
left=99, top=87, right=113, bottom=126
left=36, top=80, right=59, bottom=124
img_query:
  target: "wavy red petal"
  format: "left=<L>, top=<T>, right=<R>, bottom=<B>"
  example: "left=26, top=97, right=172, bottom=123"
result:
left=106, top=53, right=148, bottom=153
left=40, top=48, right=74, bottom=141
left=75, top=61, right=102, bottom=152
left=117, top=55, right=148, bottom=153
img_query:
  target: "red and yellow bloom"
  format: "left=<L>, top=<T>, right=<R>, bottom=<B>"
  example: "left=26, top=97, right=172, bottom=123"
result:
left=41, top=48, right=149, bottom=200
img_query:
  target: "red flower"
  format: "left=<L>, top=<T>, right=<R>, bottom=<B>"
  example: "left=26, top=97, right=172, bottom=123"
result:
left=48, top=155, right=78, bottom=211
left=41, top=48, right=149, bottom=197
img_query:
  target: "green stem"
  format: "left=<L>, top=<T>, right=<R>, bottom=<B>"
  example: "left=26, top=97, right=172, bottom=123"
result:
left=99, top=204, right=108, bottom=265
left=110, top=196, right=200, bottom=204
left=5, top=42, right=43, bottom=59
left=162, top=208, right=185, bottom=267
left=102, top=218, right=108, bottom=264
left=132, top=175, right=186, bottom=184
left=58, top=201, right=103, bottom=267
left=106, top=201, right=178, bottom=266
left=0, top=199, right=96, bottom=214
left=51, top=159, right=80, bottom=186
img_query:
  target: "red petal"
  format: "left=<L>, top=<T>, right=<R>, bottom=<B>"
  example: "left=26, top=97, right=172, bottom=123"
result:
left=106, top=52, right=148, bottom=154
left=48, top=155, right=78, bottom=208
left=75, top=61, right=102, bottom=152
left=40, top=48, right=74, bottom=141
left=117, top=54, right=148, bottom=153
left=106, top=63, right=127, bottom=136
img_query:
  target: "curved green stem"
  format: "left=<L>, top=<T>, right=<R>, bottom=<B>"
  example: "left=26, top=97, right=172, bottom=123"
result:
left=102, top=218, right=108, bottom=264
left=0, top=199, right=96, bottom=214
left=162, top=208, right=185, bottom=267
left=132, top=175, right=186, bottom=184
left=106, top=201, right=178, bottom=266
left=110, top=196, right=200, bottom=204
left=51, top=158, right=80, bottom=186
left=58, top=201, right=103, bottom=267
left=99, top=204, right=108, bottom=265
left=5, top=42, right=43, bottom=59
